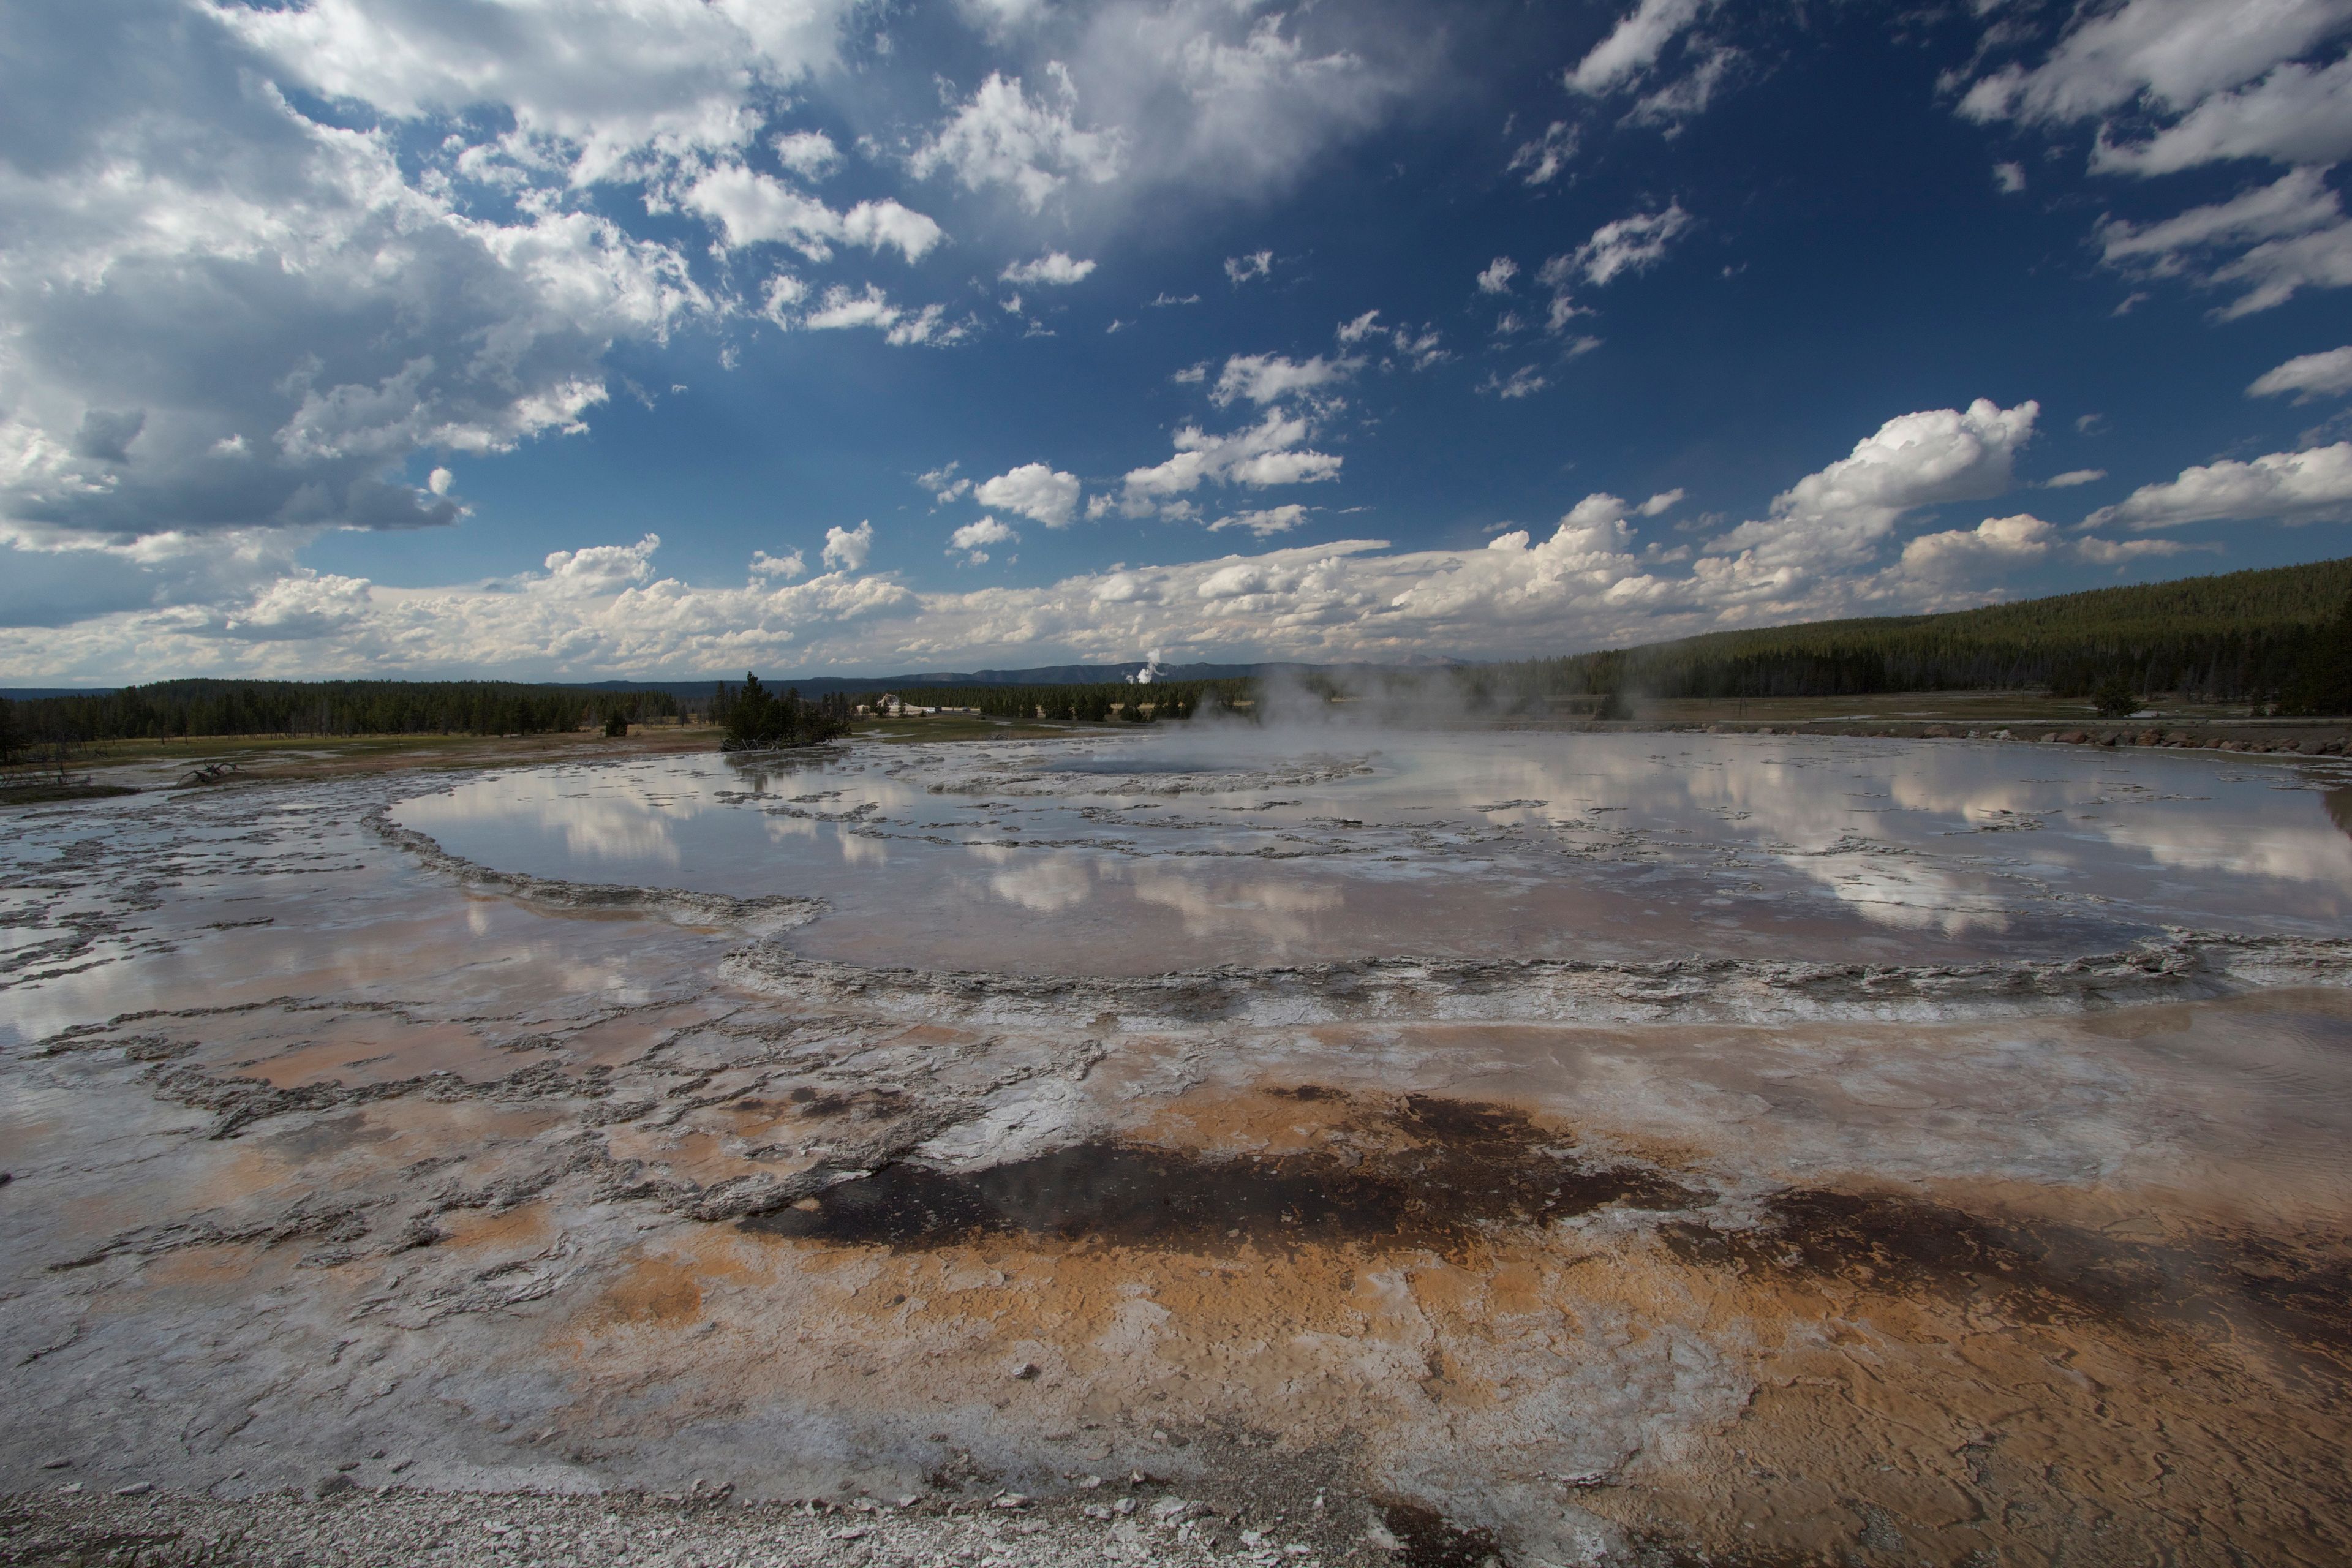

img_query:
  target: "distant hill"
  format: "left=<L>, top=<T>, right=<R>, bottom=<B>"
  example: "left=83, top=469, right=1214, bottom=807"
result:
left=0, top=679, right=680, bottom=745
left=1472, top=555, right=2352, bottom=709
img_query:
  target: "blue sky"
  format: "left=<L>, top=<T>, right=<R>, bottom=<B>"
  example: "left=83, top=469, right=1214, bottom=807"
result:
left=4, top=0, right=2351, bottom=682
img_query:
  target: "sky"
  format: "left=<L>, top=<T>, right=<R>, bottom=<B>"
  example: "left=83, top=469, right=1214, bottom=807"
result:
left=4, top=0, right=2352, bottom=684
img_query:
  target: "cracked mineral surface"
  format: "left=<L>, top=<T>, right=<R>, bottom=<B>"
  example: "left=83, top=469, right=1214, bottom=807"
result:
left=4, top=727, right=2352, bottom=1567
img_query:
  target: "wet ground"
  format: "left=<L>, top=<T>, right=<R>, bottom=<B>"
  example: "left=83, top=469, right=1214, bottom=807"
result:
left=4, top=729, right=2352, bottom=1566
left=394, top=726, right=2352, bottom=971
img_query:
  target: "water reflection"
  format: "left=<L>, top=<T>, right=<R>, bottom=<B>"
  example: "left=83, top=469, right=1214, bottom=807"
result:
left=390, top=731, right=2352, bottom=974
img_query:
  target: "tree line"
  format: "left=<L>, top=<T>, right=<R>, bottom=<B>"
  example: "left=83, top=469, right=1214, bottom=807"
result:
left=1453, top=557, right=2352, bottom=714
left=0, top=679, right=680, bottom=759
left=712, top=674, right=854, bottom=750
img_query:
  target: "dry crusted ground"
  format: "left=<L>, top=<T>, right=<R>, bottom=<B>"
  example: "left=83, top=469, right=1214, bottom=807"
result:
left=4, top=756, right=2351, bottom=1567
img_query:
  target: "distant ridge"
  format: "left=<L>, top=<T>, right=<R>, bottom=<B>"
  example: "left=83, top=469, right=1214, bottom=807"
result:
left=1482, top=554, right=2352, bottom=707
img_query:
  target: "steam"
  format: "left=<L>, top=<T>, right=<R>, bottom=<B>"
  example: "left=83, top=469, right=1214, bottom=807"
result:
left=1244, top=664, right=1543, bottom=730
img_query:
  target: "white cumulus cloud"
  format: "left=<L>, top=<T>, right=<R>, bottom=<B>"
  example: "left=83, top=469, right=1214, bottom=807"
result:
left=2087, top=442, right=2352, bottom=529
left=684, top=165, right=943, bottom=262
left=773, top=129, right=842, bottom=179
left=910, top=70, right=1123, bottom=213
left=794, top=285, right=969, bottom=346
left=1710, top=399, right=2040, bottom=573
left=948, top=516, right=1017, bottom=563
left=822, top=519, right=875, bottom=571
left=1115, top=410, right=1343, bottom=513
left=1211, top=353, right=1360, bottom=407
left=1001, top=252, right=1098, bottom=285
left=974, top=463, right=1083, bottom=528
left=542, top=533, right=662, bottom=595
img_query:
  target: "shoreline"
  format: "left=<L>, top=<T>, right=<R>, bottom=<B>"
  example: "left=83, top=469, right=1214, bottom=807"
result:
left=6, top=702, right=2349, bottom=809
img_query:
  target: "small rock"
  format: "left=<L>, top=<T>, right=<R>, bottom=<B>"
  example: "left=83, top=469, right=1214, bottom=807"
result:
left=1084, top=1504, right=1114, bottom=1521
left=832, top=1526, right=870, bottom=1540
left=39, top=1458, right=71, bottom=1470
left=1113, top=1498, right=1137, bottom=1517
left=311, top=1475, right=354, bottom=1499
left=992, top=1494, right=1030, bottom=1510
left=1008, top=1361, right=1039, bottom=1380
left=113, top=1483, right=153, bottom=1497
left=334, top=1460, right=361, bottom=1472
left=56, top=1483, right=82, bottom=1496
left=895, top=1495, right=919, bottom=1508
left=1077, top=1474, right=1102, bottom=1489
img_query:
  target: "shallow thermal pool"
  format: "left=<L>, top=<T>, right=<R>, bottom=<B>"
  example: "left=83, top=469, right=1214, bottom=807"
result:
left=391, top=726, right=2352, bottom=973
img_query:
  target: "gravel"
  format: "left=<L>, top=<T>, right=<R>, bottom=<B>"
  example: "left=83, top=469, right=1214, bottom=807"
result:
left=0, top=1483, right=1404, bottom=1568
